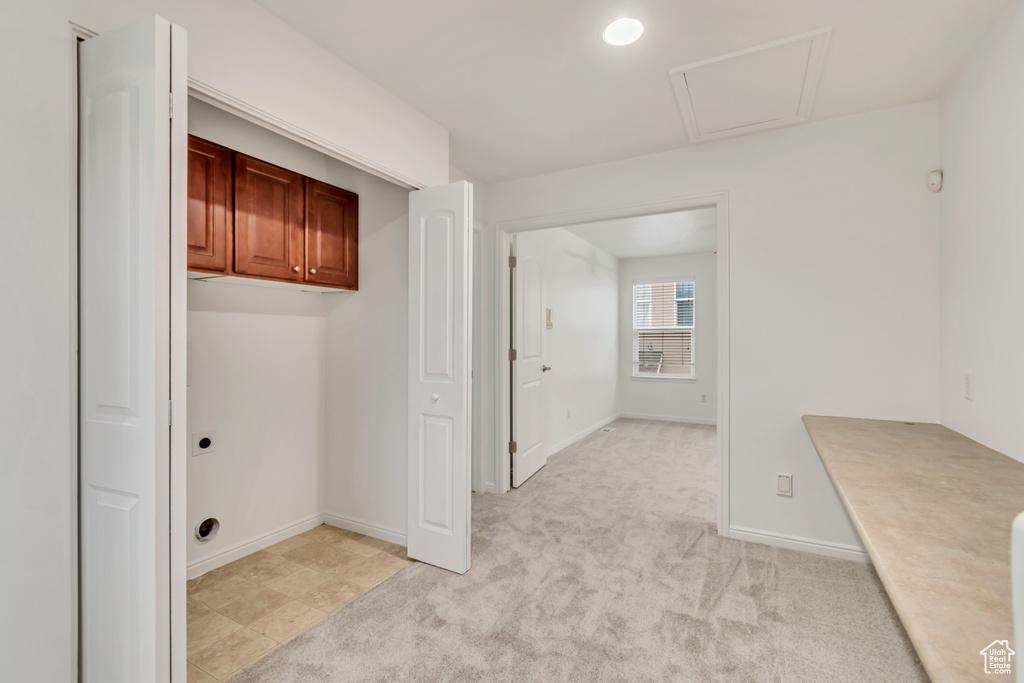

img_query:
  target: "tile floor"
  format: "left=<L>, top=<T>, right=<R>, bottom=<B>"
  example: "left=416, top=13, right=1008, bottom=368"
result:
left=186, top=524, right=413, bottom=682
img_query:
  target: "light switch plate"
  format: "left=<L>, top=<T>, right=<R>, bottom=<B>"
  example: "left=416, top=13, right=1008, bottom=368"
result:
left=777, top=473, right=793, bottom=497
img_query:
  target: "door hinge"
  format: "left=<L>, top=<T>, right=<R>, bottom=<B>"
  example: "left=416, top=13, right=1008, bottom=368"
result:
left=508, top=440, right=517, bottom=454
left=168, top=93, right=174, bottom=119
left=168, top=400, right=173, bottom=427
left=508, top=255, right=517, bottom=268
left=508, top=349, right=517, bottom=361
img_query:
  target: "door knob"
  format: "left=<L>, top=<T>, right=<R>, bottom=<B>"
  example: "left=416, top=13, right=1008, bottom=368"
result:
left=310, top=268, right=317, bottom=274
left=292, top=266, right=300, bottom=272
left=542, top=365, right=551, bottom=372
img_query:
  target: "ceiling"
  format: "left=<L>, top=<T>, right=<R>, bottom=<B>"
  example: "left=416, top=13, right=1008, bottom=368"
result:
left=669, top=28, right=831, bottom=142
left=251, top=0, right=1009, bottom=184
left=564, top=207, right=717, bottom=259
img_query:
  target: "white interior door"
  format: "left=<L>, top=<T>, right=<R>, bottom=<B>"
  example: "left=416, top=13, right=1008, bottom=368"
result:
left=407, top=181, right=473, bottom=574
left=512, top=242, right=547, bottom=487
left=79, top=15, right=186, bottom=682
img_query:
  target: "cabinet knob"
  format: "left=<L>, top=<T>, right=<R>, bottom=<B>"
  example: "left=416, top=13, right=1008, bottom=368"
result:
left=309, top=268, right=317, bottom=274
left=292, top=266, right=300, bottom=272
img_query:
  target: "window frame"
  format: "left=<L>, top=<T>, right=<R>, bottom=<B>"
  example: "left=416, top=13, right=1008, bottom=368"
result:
left=631, top=276, right=696, bottom=381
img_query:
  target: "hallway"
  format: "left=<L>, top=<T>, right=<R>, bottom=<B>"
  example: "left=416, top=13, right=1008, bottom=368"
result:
left=232, top=419, right=924, bottom=682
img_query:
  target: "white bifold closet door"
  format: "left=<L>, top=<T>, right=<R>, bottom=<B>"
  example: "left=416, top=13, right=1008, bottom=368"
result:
left=407, top=181, right=473, bottom=574
left=79, top=14, right=187, bottom=683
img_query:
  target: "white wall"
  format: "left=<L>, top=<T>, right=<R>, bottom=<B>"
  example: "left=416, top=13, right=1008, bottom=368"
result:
left=185, top=100, right=332, bottom=572
left=189, top=96, right=333, bottom=184
left=193, top=91, right=416, bottom=547
left=618, top=252, right=717, bottom=424
left=321, top=152, right=412, bottom=542
left=486, top=101, right=942, bottom=554
left=0, top=4, right=78, bottom=679
left=74, top=0, right=448, bottom=188
left=186, top=282, right=326, bottom=569
left=516, top=228, right=619, bottom=455
left=939, top=0, right=1024, bottom=462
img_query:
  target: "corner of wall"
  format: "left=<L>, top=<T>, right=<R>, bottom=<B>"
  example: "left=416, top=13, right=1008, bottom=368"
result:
left=937, top=0, right=1024, bottom=461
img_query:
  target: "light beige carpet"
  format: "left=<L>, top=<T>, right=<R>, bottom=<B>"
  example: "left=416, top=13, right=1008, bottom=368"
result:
left=231, top=419, right=927, bottom=682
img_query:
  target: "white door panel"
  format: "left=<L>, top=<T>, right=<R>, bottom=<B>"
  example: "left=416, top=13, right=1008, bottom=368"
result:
left=408, top=181, right=472, bottom=574
left=79, top=15, right=186, bottom=683
left=513, top=250, right=546, bottom=487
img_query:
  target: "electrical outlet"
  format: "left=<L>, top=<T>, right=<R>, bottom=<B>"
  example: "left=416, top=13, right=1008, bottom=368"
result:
left=965, top=373, right=973, bottom=401
left=191, top=431, right=217, bottom=456
left=700, top=394, right=708, bottom=403
left=566, top=408, right=571, bottom=418
left=777, top=473, right=793, bottom=497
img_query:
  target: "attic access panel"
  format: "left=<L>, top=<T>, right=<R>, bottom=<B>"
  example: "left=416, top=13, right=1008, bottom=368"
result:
left=670, top=28, right=832, bottom=143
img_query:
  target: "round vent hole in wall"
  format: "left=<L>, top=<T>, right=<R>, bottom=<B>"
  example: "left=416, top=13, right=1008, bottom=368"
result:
left=195, top=517, right=220, bottom=542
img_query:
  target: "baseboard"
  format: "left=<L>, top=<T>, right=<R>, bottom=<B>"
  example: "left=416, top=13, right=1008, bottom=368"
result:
left=322, top=512, right=407, bottom=546
left=547, top=414, right=620, bottom=457
left=729, top=525, right=870, bottom=563
left=186, top=512, right=325, bottom=579
left=617, top=412, right=717, bottom=426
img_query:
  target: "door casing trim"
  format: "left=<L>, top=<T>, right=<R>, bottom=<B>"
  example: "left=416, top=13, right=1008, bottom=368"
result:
left=492, top=192, right=731, bottom=537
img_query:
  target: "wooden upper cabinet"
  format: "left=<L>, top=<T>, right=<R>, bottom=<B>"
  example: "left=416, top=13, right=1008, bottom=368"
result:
left=305, top=179, right=358, bottom=289
left=186, top=137, right=232, bottom=273
left=234, top=154, right=305, bottom=282
left=186, top=136, right=359, bottom=290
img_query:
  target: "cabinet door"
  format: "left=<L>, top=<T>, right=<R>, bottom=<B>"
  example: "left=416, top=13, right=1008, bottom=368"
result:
left=305, top=178, right=359, bottom=289
left=234, top=154, right=304, bottom=281
left=187, top=136, right=232, bottom=272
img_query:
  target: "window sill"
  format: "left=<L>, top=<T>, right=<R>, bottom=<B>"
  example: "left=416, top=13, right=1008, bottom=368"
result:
left=631, top=375, right=698, bottom=383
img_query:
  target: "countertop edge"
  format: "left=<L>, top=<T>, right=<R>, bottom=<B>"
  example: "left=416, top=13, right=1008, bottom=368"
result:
left=801, top=414, right=945, bottom=683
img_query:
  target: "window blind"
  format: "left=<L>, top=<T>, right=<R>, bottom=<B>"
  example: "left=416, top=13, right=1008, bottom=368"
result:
left=633, top=281, right=694, bottom=377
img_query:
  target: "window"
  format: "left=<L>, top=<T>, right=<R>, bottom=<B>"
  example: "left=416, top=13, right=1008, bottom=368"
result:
left=633, top=280, right=694, bottom=378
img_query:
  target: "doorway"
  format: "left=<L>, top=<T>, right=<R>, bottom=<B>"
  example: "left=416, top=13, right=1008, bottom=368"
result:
left=496, top=195, right=730, bottom=536
left=76, top=16, right=475, bottom=682
left=181, top=98, right=421, bottom=680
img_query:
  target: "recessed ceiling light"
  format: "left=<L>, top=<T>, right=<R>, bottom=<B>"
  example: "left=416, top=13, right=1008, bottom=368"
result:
left=603, top=18, right=644, bottom=46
